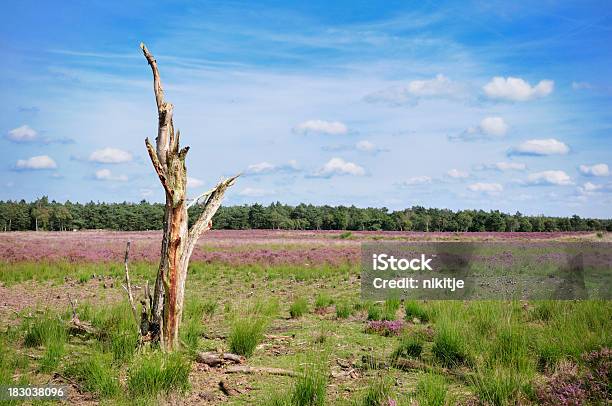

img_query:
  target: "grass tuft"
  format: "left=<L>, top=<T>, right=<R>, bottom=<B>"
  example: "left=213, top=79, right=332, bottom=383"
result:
left=127, top=351, right=191, bottom=397
left=415, top=373, right=448, bottom=406
left=291, top=359, right=328, bottom=406
left=23, top=313, right=67, bottom=348
left=366, top=302, right=382, bottom=321
left=314, top=293, right=333, bottom=310
left=405, top=300, right=430, bottom=322
left=360, top=378, right=392, bottom=406
left=432, top=320, right=469, bottom=367
left=392, top=333, right=424, bottom=360
left=335, top=301, right=352, bottom=319
left=290, top=297, right=309, bottom=319
left=65, top=352, right=120, bottom=398
left=381, top=297, right=401, bottom=321
left=228, top=317, right=266, bottom=357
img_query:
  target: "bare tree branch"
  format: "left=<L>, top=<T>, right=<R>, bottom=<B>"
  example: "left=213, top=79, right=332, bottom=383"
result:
left=145, top=137, right=170, bottom=193
left=121, top=241, right=140, bottom=332
left=185, top=175, right=239, bottom=257
left=186, top=186, right=216, bottom=209
left=67, top=293, right=77, bottom=319
left=140, top=42, right=173, bottom=168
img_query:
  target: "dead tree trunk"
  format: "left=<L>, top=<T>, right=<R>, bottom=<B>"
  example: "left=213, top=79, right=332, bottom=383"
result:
left=138, top=43, right=238, bottom=351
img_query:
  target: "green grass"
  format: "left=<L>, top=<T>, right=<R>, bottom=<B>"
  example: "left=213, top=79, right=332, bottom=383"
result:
left=415, top=374, right=448, bottom=406
left=381, top=297, right=401, bottom=321
left=360, top=377, right=392, bottom=406
left=366, top=302, right=382, bottom=321
left=470, top=366, right=528, bottom=406
left=21, top=313, right=68, bottom=372
left=23, top=312, right=67, bottom=348
left=127, top=351, right=191, bottom=397
left=88, top=302, right=139, bottom=362
left=391, top=333, right=424, bottom=360
left=335, top=301, right=352, bottom=319
left=290, top=297, right=309, bottom=318
left=487, top=324, right=531, bottom=372
left=181, top=297, right=216, bottom=352
left=184, top=296, right=217, bottom=321
left=404, top=300, right=430, bottom=322
left=291, top=356, right=328, bottom=406
left=2, top=253, right=612, bottom=405
left=432, top=318, right=469, bottom=367
left=65, top=351, right=120, bottom=398
left=228, top=317, right=267, bottom=357
left=314, top=293, right=333, bottom=310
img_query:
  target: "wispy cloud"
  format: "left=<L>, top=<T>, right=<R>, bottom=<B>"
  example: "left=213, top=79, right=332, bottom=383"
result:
left=364, top=74, right=465, bottom=106
left=579, top=163, right=609, bottom=177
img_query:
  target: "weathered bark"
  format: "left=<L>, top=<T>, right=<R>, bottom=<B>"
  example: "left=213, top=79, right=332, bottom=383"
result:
left=196, top=352, right=244, bottom=367
left=137, top=43, right=239, bottom=351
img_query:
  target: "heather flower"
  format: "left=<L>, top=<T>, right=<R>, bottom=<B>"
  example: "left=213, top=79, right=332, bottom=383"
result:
left=365, top=320, right=404, bottom=336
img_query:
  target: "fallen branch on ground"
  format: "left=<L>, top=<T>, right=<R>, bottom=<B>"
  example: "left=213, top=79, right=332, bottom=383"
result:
left=196, top=352, right=244, bottom=367
left=218, top=380, right=243, bottom=396
left=224, top=365, right=298, bottom=377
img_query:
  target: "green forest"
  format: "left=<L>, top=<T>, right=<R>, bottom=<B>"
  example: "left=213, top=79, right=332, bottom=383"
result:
left=1, top=197, right=610, bottom=232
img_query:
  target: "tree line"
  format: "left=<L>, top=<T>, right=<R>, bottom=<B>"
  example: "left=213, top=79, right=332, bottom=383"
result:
left=0, top=197, right=610, bottom=232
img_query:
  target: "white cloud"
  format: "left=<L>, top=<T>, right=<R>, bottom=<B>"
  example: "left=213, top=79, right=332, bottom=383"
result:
left=572, top=81, right=592, bottom=90
left=15, top=155, right=57, bottom=170
left=527, top=170, right=572, bottom=186
left=247, top=162, right=275, bottom=174
left=356, top=140, right=376, bottom=152
left=314, top=157, right=365, bottom=177
left=452, top=116, right=508, bottom=141
left=89, top=148, right=133, bottom=164
left=447, top=169, right=469, bottom=178
left=364, top=74, right=463, bottom=106
left=398, top=176, right=432, bottom=186
left=582, top=182, right=602, bottom=192
left=468, top=182, right=503, bottom=193
left=510, top=138, right=569, bottom=156
left=494, top=162, right=526, bottom=171
left=478, top=162, right=526, bottom=171
left=187, top=177, right=204, bottom=188
left=579, top=163, right=609, bottom=177
left=483, top=77, right=554, bottom=102
left=7, top=125, right=37, bottom=142
left=479, top=117, right=508, bottom=137
left=238, top=187, right=273, bottom=197
left=94, top=168, right=128, bottom=182
left=245, top=160, right=300, bottom=175
left=293, top=120, right=348, bottom=135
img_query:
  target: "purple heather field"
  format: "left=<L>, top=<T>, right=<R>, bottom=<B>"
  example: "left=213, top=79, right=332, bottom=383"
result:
left=0, top=230, right=592, bottom=265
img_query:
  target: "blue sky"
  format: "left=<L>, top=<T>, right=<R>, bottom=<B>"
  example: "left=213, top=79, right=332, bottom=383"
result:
left=1, top=0, right=611, bottom=217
